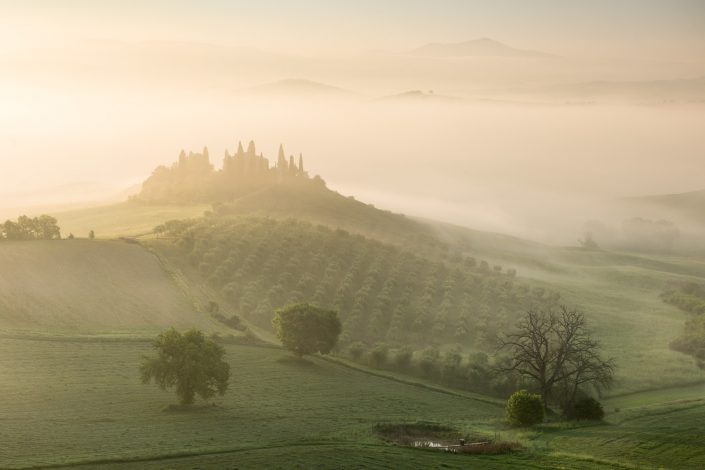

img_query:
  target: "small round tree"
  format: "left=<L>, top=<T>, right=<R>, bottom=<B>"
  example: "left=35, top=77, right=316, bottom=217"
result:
left=140, top=328, right=230, bottom=405
left=506, top=390, right=544, bottom=426
left=272, top=303, right=341, bottom=357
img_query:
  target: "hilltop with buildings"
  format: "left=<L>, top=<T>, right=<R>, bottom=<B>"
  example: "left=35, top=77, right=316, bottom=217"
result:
left=136, top=141, right=317, bottom=203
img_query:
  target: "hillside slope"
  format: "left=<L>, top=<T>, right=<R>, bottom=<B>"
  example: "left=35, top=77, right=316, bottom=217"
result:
left=214, top=179, right=447, bottom=252
left=151, top=216, right=557, bottom=348
left=0, top=240, right=220, bottom=335
left=51, top=202, right=209, bottom=239
left=625, top=188, right=705, bottom=225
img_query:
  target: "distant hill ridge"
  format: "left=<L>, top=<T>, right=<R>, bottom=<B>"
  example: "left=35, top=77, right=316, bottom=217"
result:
left=624, top=188, right=705, bottom=224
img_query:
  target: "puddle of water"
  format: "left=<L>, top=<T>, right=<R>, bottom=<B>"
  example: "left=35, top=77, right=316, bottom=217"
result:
left=412, top=441, right=447, bottom=448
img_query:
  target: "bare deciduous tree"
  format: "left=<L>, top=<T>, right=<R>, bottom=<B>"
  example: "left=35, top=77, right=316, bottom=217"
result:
left=497, top=306, right=615, bottom=411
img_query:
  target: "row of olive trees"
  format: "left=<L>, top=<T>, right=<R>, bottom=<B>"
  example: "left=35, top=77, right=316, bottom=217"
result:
left=156, top=216, right=559, bottom=348
left=346, top=343, right=519, bottom=397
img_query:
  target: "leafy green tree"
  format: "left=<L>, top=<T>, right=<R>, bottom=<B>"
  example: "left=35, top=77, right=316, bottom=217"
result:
left=140, top=329, right=230, bottom=405
left=506, top=389, right=544, bottom=426
left=272, top=303, right=341, bottom=357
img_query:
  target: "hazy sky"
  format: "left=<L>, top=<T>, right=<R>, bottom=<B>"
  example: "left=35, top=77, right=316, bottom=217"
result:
left=1, top=1, right=704, bottom=243
left=2, top=0, right=704, bottom=59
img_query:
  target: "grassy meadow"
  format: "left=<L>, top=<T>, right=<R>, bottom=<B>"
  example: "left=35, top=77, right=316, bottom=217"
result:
left=0, top=239, right=221, bottom=337
left=51, top=203, right=210, bottom=239
left=1, top=338, right=703, bottom=469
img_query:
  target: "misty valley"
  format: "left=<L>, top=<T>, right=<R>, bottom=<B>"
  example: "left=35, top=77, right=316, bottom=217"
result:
left=2, top=2, right=705, bottom=469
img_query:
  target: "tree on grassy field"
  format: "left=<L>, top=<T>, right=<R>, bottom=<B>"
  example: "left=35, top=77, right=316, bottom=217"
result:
left=497, top=306, right=614, bottom=411
left=140, top=328, right=230, bottom=405
left=272, top=303, right=341, bottom=357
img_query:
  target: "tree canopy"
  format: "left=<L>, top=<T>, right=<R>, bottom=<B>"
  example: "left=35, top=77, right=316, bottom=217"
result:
left=140, top=329, right=230, bottom=405
left=272, top=303, right=341, bottom=357
left=1, top=215, right=61, bottom=241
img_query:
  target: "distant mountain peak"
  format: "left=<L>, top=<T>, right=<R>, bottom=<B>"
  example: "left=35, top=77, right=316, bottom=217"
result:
left=410, top=38, right=554, bottom=58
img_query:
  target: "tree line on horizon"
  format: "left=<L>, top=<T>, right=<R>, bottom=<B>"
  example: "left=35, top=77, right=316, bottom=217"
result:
left=0, top=215, right=61, bottom=241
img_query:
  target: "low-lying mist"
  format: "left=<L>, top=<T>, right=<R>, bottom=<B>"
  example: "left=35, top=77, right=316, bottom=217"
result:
left=1, top=74, right=704, bottom=246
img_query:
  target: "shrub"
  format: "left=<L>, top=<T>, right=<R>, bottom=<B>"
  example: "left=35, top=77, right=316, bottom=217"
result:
left=417, top=346, right=440, bottom=378
left=570, top=397, right=605, bottom=421
left=394, top=347, right=413, bottom=370
left=506, top=390, right=544, bottom=426
left=369, top=343, right=389, bottom=368
left=348, top=341, right=366, bottom=360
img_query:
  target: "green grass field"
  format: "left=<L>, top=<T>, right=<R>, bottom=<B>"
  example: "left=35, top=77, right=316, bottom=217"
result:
left=0, top=239, right=221, bottom=336
left=52, top=202, right=209, bottom=239
left=1, top=338, right=703, bottom=470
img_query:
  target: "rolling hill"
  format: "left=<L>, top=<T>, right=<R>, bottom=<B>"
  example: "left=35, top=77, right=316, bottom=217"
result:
left=213, top=179, right=442, bottom=250
left=0, top=239, right=220, bottom=336
left=150, top=216, right=556, bottom=351
left=40, top=176, right=705, bottom=394
left=625, top=188, right=705, bottom=225
left=52, top=202, right=210, bottom=239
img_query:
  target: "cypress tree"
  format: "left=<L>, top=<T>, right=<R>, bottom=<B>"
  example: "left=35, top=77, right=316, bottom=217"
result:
left=277, top=144, right=288, bottom=170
